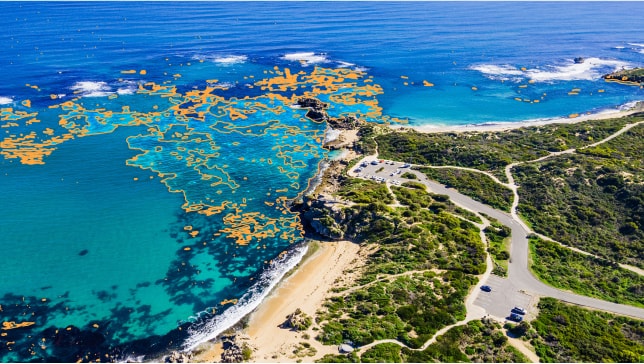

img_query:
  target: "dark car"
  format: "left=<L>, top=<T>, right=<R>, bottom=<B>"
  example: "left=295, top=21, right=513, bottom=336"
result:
left=512, top=306, right=527, bottom=315
left=481, top=285, right=492, bottom=292
left=509, top=313, right=523, bottom=322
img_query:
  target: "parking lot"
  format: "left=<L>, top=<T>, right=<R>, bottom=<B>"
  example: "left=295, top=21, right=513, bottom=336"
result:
left=474, top=275, right=536, bottom=321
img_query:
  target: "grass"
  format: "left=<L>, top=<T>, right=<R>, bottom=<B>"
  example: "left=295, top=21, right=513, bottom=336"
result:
left=531, top=297, right=644, bottom=362
left=529, top=237, right=644, bottom=308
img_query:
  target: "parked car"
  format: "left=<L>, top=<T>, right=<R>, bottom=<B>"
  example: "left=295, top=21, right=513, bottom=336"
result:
left=512, top=306, right=527, bottom=315
left=480, top=285, right=492, bottom=292
left=509, top=313, right=523, bottom=322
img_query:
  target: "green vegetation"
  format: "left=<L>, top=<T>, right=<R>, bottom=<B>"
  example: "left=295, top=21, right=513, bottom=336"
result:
left=376, top=117, right=631, bottom=181
left=529, top=237, right=644, bottom=307
left=400, top=171, right=417, bottom=179
left=531, top=297, right=644, bottom=362
left=483, top=217, right=511, bottom=277
left=400, top=320, right=528, bottom=363
left=361, top=343, right=402, bottom=362
left=516, top=123, right=644, bottom=267
left=335, top=178, right=394, bottom=204
left=318, top=271, right=476, bottom=348
left=316, top=352, right=360, bottom=363
left=418, top=167, right=513, bottom=212
left=312, top=176, right=486, bottom=351
left=355, top=124, right=379, bottom=155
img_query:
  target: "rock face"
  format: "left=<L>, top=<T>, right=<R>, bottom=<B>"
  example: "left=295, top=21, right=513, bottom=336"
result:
left=298, top=195, right=347, bottom=240
left=574, top=57, right=585, bottom=64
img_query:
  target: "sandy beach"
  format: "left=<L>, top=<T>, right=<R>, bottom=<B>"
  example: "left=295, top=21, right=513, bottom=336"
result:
left=393, top=102, right=643, bottom=134
left=244, top=240, right=363, bottom=362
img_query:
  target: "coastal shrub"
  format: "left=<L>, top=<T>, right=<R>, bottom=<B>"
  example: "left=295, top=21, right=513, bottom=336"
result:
left=529, top=237, right=644, bottom=307
left=376, top=117, right=632, bottom=182
left=360, top=343, right=402, bottom=363
left=315, top=174, right=486, bottom=352
left=531, top=297, right=644, bottom=362
left=483, top=218, right=511, bottom=276
left=336, top=178, right=393, bottom=204
left=400, top=320, right=528, bottom=363
left=515, top=142, right=644, bottom=267
left=400, top=172, right=416, bottom=179
left=418, top=167, right=513, bottom=212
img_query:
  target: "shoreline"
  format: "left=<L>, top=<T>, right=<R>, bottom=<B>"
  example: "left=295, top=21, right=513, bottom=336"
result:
left=394, top=101, right=644, bottom=134
left=188, top=102, right=643, bottom=362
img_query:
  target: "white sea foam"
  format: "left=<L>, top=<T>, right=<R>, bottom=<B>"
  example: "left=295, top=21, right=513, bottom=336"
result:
left=71, top=81, right=112, bottom=97
left=324, top=128, right=342, bottom=144
left=116, top=80, right=137, bottom=95
left=182, top=243, right=309, bottom=351
left=526, top=57, right=630, bottom=82
left=281, top=52, right=329, bottom=66
left=0, top=96, right=13, bottom=105
left=472, top=57, right=631, bottom=82
left=213, top=55, right=248, bottom=64
left=628, top=43, right=644, bottom=48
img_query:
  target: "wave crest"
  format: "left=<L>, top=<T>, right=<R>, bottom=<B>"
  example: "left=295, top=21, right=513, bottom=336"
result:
left=471, top=57, right=631, bottom=82
left=71, top=81, right=113, bottom=97
left=281, top=52, right=329, bottom=66
left=213, top=55, right=248, bottom=64
left=0, top=96, right=13, bottom=105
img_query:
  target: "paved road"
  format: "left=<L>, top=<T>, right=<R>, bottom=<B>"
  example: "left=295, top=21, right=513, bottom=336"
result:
left=351, top=158, right=644, bottom=320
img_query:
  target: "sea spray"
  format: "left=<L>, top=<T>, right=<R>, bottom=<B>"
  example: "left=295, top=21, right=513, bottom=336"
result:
left=182, top=242, right=309, bottom=351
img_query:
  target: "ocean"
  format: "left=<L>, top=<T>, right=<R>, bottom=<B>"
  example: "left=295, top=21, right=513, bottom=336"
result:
left=0, top=2, right=642, bottom=361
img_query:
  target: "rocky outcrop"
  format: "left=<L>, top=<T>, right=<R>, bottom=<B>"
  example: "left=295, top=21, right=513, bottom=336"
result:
left=297, top=97, right=329, bottom=122
left=327, top=115, right=362, bottom=130
left=297, top=97, right=329, bottom=110
left=164, top=351, right=192, bottom=363
left=574, top=57, right=585, bottom=64
left=603, top=68, right=644, bottom=85
left=297, top=97, right=365, bottom=129
left=280, top=308, right=313, bottom=331
left=299, top=197, right=347, bottom=240
left=220, top=334, right=253, bottom=363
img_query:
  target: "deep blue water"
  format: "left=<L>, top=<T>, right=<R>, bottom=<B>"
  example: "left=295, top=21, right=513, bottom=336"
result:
left=0, top=2, right=642, bottom=361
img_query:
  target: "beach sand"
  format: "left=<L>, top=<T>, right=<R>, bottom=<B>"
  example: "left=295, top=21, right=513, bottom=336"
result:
left=244, top=240, right=362, bottom=362
left=190, top=240, right=363, bottom=363
left=393, top=102, right=643, bottom=134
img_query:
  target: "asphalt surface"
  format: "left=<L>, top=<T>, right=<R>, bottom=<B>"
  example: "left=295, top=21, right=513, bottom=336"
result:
left=351, top=157, right=644, bottom=320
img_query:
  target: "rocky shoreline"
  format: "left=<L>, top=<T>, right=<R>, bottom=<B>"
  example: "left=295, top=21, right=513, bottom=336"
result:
left=187, top=98, right=370, bottom=362
left=603, top=67, right=644, bottom=86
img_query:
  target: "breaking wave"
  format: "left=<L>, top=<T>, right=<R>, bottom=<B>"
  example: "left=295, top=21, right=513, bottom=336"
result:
left=281, top=52, right=329, bottom=66
left=471, top=57, right=631, bottom=82
left=70, top=81, right=113, bottom=97
left=0, top=96, right=13, bottom=105
left=182, top=242, right=309, bottom=351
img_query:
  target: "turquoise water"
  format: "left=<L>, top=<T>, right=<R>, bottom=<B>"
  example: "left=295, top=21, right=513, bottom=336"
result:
left=1, top=2, right=643, bottom=361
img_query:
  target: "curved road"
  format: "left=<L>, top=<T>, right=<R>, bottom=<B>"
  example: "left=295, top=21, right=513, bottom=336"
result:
left=351, top=159, right=644, bottom=320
